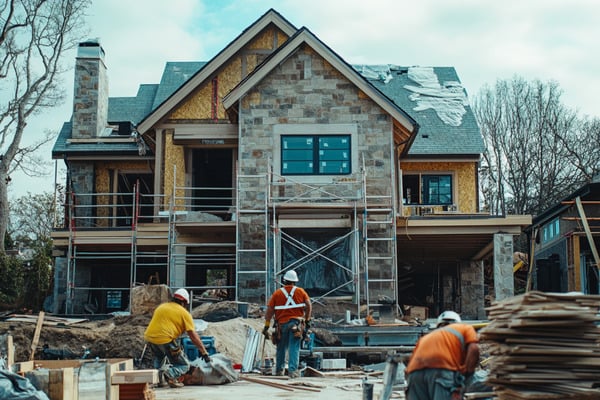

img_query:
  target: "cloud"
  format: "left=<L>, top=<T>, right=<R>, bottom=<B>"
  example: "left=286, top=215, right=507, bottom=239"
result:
left=9, top=0, right=600, bottom=198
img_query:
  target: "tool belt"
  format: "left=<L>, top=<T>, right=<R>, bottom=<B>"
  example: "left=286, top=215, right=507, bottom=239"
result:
left=271, top=323, right=281, bottom=345
left=290, top=318, right=305, bottom=339
left=167, top=340, right=183, bottom=357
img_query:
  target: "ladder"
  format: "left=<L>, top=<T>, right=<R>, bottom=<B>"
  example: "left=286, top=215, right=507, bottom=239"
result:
left=235, top=171, right=269, bottom=303
left=362, top=160, right=397, bottom=316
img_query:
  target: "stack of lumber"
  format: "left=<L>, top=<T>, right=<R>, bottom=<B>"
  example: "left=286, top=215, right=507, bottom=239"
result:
left=479, top=291, right=600, bottom=399
left=112, top=369, right=157, bottom=400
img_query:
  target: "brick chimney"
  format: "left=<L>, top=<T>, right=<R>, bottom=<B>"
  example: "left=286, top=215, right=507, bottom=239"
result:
left=72, top=39, right=108, bottom=138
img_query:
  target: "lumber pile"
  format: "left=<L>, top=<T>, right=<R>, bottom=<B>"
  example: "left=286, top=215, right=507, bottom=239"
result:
left=112, top=369, right=157, bottom=400
left=479, top=291, right=600, bottom=399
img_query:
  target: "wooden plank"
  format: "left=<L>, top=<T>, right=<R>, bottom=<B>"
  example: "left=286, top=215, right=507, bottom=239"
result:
left=29, top=311, right=45, bottom=360
left=111, top=369, right=158, bottom=384
left=241, top=375, right=294, bottom=391
left=48, top=367, right=74, bottom=400
left=6, top=335, right=13, bottom=369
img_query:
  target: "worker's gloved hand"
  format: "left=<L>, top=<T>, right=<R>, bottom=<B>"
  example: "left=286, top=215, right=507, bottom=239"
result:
left=305, top=319, right=311, bottom=331
left=262, top=325, right=270, bottom=338
left=201, top=352, right=211, bottom=363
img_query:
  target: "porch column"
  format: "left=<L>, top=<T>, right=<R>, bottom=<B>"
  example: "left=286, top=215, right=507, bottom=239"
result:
left=494, top=233, right=514, bottom=301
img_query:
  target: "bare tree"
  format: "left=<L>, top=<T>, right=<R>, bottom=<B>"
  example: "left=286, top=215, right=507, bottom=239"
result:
left=474, top=76, right=587, bottom=217
left=0, top=0, right=90, bottom=252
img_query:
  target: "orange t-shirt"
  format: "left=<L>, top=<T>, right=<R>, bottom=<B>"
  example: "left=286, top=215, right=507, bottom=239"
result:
left=267, top=285, right=310, bottom=324
left=406, top=323, right=478, bottom=374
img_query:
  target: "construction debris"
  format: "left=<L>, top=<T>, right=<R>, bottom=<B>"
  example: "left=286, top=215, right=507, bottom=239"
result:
left=479, top=291, right=600, bottom=399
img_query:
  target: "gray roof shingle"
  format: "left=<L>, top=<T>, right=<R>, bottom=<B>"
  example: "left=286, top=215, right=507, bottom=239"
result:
left=54, top=60, right=482, bottom=158
left=358, top=65, right=484, bottom=156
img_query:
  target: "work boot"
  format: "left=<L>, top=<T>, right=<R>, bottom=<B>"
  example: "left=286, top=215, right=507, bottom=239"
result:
left=167, top=378, right=184, bottom=388
left=275, top=369, right=285, bottom=376
left=163, top=370, right=184, bottom=388
left=288, top=370, right=301, bottom=379
left=157, top=372, right=169, bottom=388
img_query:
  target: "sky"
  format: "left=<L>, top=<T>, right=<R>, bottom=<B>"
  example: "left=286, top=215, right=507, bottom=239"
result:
left=9, top=0, right=600, bottom=198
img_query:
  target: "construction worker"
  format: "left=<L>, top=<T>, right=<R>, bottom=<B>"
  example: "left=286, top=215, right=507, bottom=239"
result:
left=405, top=310, right=480, bottom=400
left=144, top=288, right=211, bottom=388
left=262, top=270, right=312, bottom=378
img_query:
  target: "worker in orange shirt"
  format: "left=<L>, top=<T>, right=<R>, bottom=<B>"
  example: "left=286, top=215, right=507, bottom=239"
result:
left=405, top=311, right=480, bottom=400
left=262, top=270, right=312, bottom=378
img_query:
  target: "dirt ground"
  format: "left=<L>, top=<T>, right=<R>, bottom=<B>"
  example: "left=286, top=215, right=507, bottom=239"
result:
left=0, top=299, right=365, bottom=368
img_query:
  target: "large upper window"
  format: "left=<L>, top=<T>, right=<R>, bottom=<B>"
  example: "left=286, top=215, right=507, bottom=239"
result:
left=403, top=174, right=453, bottom=205
left=281, top=135, right=350, bottom=175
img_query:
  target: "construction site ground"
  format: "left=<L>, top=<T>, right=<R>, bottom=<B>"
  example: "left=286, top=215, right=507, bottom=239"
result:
left=152, top=375, right=404, bottom=399
left=0, top=299, right=410, bottom=398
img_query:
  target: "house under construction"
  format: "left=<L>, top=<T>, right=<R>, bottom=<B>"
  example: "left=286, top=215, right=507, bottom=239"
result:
left=50, top=9, right=530, bottom=318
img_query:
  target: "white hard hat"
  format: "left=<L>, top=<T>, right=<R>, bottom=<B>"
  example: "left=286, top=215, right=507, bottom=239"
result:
left=437, top=310, right=461, bottom=327
left=283, top=270, right=299, bottom=282
left=173, top=288, right=190, bottom=304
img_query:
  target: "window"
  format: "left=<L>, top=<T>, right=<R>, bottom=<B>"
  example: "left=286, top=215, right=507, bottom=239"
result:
left=542, top=218, right=560, bottom=243
left=281, top=135, right=350, bottom=175
left=403, top=174, right=453, bottom=205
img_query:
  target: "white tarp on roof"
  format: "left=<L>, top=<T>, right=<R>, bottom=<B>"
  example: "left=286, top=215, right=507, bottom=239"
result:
left=404, top=66, right=467, bottom=127
left=353, top=65, right=468, bottom=127
left=353, top=64, right=394, bottom=84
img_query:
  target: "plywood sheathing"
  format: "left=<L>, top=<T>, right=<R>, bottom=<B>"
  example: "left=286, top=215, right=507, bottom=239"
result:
left=163, top=130, right=185, bottom=209
left=94, top=160, right=152, bottom=227
left=400, top=161, right=478, bottom=214
left=168, top=26, right=287, bottom=122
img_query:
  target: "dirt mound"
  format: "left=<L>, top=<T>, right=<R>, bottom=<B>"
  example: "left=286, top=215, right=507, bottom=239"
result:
left=0, top=300, right=354, bottom=368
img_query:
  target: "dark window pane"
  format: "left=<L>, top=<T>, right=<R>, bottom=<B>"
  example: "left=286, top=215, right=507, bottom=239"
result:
left=282, top=134, right=350, bottom=176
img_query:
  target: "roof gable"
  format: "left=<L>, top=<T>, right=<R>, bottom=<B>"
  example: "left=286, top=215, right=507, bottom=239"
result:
left=223, top=27, right=417, bottom=137
left=137, top=8, right=296, bottom=133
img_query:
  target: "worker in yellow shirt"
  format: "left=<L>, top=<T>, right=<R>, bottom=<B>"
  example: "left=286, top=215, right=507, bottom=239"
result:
left=144, top=288, right=211, bottom=388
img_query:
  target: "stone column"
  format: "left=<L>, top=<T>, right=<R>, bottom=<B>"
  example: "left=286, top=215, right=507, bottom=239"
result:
left=494, top=233, right=514, bottom=301
left=461, top=260, right=486, bottom=320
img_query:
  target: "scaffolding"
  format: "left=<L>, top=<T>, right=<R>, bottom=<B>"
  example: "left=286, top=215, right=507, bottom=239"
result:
left=60, top=158, right=398, bottom=315
left=263, top=157, right=397, bottom=317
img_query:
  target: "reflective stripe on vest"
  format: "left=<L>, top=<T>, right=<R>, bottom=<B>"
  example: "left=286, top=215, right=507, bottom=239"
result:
left=441, top=326, right=465, bottom=349
left=274, top=286, right=306, bottom=310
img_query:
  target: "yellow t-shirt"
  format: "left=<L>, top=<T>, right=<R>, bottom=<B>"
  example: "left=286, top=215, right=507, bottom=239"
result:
left=144, top=301, right=195, bottom=344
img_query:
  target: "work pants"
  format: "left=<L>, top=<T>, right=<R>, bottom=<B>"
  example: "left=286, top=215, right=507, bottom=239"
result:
left=148, top=340, right=191, bottom=380
left=275, top=319, right=301, bottom=374
left=406, top=368, right=464, bottom=400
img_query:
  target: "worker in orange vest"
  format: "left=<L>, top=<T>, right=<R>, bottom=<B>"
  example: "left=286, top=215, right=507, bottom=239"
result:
left=405, top=311, right=480, bottom=400
left=262, top=270, right=312, bottom=378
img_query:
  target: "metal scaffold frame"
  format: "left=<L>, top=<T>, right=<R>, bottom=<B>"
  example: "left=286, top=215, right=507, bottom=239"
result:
left=263, top=155, right=398, bottom=317
left=235, top=169, right=269, bottom=303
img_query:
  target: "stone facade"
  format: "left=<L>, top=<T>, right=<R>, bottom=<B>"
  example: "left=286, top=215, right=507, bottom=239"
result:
left=72, top=41, right=108, bottom=139
left=235, top=45, right=395, bottom=301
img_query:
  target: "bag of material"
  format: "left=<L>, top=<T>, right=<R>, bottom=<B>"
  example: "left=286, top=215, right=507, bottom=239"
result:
left=182, top=353, right=239, bottom=385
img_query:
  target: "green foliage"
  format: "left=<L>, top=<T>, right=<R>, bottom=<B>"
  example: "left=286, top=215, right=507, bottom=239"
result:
left=21, top=239, right=53, bottom=311
left=0, top=253, right=24, bottom=306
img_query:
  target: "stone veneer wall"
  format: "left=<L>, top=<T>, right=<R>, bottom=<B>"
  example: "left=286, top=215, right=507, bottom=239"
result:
left=69, top=162, right=95, bottom=227
left=236, top=45, right=394, bottom=301
left=72, top=52, right=108, bottom=138
left=461, top=260, right=486, bottom=319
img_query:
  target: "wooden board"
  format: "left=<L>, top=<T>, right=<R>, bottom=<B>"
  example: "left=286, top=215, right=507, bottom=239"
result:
left=29, top=311, right=45, bottom=360
left=111, top=369, right=158, bottom=384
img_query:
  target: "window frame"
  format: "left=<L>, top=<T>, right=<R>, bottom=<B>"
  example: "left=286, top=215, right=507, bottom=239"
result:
left=280, top=134, right=351, bottom=176
left=402, top=172, right=454, bottom=206
left=273, top=124, right=358, bottom=184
